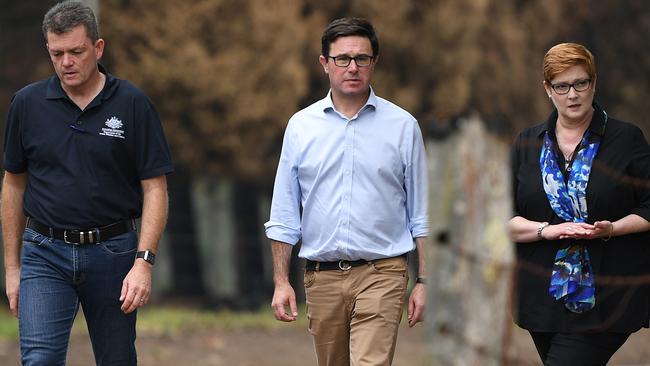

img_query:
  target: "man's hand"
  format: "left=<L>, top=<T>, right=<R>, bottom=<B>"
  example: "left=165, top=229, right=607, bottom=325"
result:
left=5, top=266, right=20, bottom=317
left=119, top=260, right=152, bottom=314
left=407, top=282, right=426, bottom=327
left=271, top=282, right=298, bottom=322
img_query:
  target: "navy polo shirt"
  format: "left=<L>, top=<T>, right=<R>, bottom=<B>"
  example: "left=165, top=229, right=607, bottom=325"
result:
left=3, top=65, right=173, bottom=229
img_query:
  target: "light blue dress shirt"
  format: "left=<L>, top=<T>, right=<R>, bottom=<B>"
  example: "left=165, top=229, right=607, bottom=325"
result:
left=265, top=89, right=429, bottom=261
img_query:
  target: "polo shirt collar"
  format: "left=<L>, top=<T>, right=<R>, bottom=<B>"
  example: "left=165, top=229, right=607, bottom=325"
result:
left=45, top=63, right=119, bottom=102
left=535, top=101, right=608, bottom=139
left=321, top=86, right=378, bottom=115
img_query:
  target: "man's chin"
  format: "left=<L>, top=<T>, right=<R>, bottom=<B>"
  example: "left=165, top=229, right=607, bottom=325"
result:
left=341, top=86, right=369, bottom=97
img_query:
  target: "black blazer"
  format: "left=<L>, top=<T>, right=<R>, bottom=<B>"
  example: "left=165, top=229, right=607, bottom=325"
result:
left=511, top=103, right=650, bottom=332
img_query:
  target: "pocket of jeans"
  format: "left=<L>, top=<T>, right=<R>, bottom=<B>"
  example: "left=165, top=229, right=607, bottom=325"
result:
left=371, top=258, right=407, bottom=277
left=22, top=228, right=50, bottom=246
left=304, top=270, right=316, bottom=288
left=98, top=231, right=137, bottom=255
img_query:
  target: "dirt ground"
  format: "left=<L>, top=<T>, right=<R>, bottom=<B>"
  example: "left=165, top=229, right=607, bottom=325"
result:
left=1, top=323, right=649, bottom=365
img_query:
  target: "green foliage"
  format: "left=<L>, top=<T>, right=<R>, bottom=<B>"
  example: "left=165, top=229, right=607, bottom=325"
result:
left=136, top=306, right=307, bottom=336
left=0, top=311, right=18, bottom=340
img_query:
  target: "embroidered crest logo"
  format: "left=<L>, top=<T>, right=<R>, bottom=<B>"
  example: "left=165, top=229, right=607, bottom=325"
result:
left=105, top=116, right=123, bottom=129
left=100, top=116, right=125, bottom=139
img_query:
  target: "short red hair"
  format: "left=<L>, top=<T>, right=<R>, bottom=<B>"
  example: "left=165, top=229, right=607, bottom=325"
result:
left=543, top=43, right=596, bottom=83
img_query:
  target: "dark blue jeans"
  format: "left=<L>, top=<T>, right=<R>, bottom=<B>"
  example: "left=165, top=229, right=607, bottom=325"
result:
left=19, top=227, right=138, bottom=366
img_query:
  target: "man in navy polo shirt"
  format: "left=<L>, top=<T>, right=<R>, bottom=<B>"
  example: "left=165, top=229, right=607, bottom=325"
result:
left=1, top=1, right=173, bottom=365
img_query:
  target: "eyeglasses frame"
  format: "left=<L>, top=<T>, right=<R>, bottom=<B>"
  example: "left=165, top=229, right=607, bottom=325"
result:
left=550, top=78, right=592, bottom=95
left=327, top=54, right=375, bottom=68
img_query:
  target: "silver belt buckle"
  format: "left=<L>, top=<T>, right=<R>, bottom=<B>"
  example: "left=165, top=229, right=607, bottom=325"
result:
left=64, top=230, right=94, bottom=245
left=63, top=231, right=76, bottom=244
left=338, top=260, right=352, bottom=271
left=84, top=230, right=94, bottom=244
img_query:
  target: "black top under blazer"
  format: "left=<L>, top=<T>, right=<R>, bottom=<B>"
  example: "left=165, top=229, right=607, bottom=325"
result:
left=511, top=103, right=650, bottom=332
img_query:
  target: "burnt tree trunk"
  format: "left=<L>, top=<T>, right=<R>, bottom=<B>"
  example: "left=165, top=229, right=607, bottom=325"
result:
left=426, top=116, right=515, bottom=365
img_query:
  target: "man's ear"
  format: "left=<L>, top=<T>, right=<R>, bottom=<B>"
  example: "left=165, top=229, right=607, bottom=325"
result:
left=95, top=38, right=105, bottom=60
left=319, top=55, right=329, bottom=74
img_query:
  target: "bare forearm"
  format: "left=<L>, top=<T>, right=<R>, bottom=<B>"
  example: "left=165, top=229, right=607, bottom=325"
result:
left=138, top=176, right=168, bottom=253
left=1, top=173, right=27, bottom=269
left=508, top=216, right=546, bottom=243
left=271, top=240, right=293, bottom=285
left=414, top=236, right=427, bottom=277
left=609, top=214, right=650, bottom=238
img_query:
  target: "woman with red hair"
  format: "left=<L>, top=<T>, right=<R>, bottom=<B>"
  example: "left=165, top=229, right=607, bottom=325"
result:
left=509, top=43, right=650, bottom=364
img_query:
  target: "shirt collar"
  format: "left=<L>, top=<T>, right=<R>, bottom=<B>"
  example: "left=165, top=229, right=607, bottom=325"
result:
left=535, top=101, right=608, bottom=139
left=321, top=87, right=378, bottom=115
left=46, top=63, right=119, bottom=101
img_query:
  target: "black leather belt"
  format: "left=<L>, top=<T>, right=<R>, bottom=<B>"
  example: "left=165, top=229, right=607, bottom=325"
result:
left=306, top=254, right=407, bottom=271
left=26, top=217, right=135, bottom=245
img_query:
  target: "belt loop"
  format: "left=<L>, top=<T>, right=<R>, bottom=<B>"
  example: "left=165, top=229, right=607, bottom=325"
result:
left=94, top=228, right=101, bottom=243
left=315, top=262, right=320, bottom=272
left=48, top=226, right=54, bottom=239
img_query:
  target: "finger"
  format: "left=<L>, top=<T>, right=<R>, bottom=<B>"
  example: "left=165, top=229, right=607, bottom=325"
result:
left=124, top=295, right=142, bottom=314
left=279, top=303, right=296, bottom=322
left=407, top=297, right=414, bottom=320
left=593, top=221, right=610, bottom=229
left=9, top=296, right=18, bottom=318
left=410, top=305, right=424, bottom=327
left=121, top=287, right=137, bottom=313
left=271, top=300, right=287, bottom=321
left=275, top=305, right=294, bottom=322
left=137, top=295, right=146, bottom=309
left=119, top=280, right=129, bottom=302
left=289, top=296, right=299, bottom=318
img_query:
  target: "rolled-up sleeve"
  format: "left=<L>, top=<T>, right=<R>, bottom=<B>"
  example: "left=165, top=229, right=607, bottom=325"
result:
left=405, top=120, right=429, bottom=238
left=264, top=119, right=302, bottom=245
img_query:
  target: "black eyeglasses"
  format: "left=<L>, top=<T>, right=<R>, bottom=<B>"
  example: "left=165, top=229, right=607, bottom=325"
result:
left=550, top=78, right=591, bottom=95
left=327, top=54, right=374, bottom=67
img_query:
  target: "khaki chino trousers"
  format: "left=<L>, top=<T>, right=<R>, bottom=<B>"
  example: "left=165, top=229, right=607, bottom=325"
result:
left=304, top=256, right=408, bottom=366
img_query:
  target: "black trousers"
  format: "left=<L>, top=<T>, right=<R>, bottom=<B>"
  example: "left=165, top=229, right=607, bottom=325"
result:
left=530, top=331, right=631, bottom=366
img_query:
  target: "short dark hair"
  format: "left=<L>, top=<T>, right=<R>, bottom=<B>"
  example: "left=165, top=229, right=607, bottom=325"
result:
left=43, top=1, right=99, bottom=43
left=321, top=17, right=379, bottom=58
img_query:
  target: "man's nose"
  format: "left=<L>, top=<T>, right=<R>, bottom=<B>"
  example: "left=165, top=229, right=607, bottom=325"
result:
left=347, top=59, right=359, bottom=71
left=62, top=53, right=74, bottom=66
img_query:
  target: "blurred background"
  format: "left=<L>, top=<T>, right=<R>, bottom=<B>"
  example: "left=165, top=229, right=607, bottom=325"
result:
left=1, top=0, right=650, bottom=365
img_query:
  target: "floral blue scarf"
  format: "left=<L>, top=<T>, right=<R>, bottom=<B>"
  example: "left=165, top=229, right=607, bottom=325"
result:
left=540, top=130, right=599, bottom=313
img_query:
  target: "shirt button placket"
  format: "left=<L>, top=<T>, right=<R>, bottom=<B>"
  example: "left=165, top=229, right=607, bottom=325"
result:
left=341, top=120, right=354, bottom=254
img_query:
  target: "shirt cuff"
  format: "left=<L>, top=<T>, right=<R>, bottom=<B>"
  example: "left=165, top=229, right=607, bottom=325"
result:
left=265, top=224, right=301, bottom=245
left=409, top=218, right=430, bottom=238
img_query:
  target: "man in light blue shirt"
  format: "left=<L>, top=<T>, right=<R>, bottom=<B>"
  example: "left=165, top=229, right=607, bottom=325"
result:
left=266, top=17, right=429, bottom=365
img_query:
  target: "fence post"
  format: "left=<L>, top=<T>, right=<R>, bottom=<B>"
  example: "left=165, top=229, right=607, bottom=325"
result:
left=426, top=116, right=514, bottom=365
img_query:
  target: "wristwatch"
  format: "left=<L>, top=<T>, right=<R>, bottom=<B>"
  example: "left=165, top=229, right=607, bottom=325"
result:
left=136, top=250, right=156, bottom=265
left=415, top=277, right=427, bottom=285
